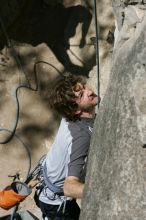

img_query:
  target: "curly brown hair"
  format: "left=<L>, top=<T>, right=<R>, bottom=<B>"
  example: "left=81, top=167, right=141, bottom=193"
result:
left=48, top=74, right=85, bottom=121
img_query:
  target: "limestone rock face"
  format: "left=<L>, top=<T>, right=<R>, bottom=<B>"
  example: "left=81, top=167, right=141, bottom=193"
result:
left=80, top=1, right=146, bottom=220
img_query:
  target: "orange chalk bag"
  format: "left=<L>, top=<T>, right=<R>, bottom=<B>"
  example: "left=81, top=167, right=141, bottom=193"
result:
left=0, top=181, right=32, bottom=210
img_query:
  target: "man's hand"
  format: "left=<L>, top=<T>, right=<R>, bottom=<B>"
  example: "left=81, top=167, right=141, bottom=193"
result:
left=63, top=176, right=84, bottom=199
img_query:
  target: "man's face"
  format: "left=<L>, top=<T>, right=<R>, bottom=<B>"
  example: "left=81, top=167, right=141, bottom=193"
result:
left=73, top=83, right=100, bottom=114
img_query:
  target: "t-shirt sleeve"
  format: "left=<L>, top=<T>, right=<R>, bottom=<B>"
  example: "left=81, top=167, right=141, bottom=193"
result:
left=68, top=133, right=90, bottom=178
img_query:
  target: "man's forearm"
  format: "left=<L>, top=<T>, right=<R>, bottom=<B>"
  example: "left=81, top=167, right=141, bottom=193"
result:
left=64, top=177, right=84, bottom=199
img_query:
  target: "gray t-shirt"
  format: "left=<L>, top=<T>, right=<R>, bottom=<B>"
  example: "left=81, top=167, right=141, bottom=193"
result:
left=39, top=117, right=94, bottom=205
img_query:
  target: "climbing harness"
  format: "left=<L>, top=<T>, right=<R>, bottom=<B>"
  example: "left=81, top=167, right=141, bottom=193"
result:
left=33, top=157, right=68, bottom=216
left=33, top=156, right=64, bottom=200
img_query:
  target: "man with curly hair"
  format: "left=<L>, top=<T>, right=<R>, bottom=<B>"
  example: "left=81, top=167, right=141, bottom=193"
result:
left=35, top=74, right=100, bottom=220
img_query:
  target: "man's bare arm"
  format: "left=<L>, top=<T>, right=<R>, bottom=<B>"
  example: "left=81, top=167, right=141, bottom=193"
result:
left=63, top=176, right=84, bottom=199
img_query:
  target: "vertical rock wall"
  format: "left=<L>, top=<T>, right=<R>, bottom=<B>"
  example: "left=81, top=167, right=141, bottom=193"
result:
left=80, top=1, right=146, bottom=220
